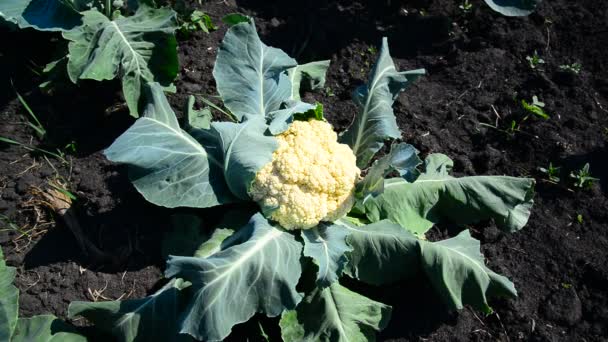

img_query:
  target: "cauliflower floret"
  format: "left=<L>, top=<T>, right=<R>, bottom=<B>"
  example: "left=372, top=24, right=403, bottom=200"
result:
left=249, top=119, right=360, bottom=230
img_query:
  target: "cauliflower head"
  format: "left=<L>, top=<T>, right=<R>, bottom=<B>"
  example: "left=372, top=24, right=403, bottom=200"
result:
left=249, top=119, right=360, bottom=230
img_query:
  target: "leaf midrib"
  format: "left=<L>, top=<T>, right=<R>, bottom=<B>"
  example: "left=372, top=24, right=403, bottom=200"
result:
left=110, top=20, right=142, bottom=78
left=326, top=287, right=350, bottom=341
left=206, top=228, right=283, bottom=287
left=143, top=117, right=222, bottom=168
left=351, top=65, right=394, bottom=156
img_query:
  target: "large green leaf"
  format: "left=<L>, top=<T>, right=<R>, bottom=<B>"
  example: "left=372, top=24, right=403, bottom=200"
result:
left=0, top=0, right=81, bottom=31
left=213, top=20, right=297, bottom=121
left=105, top=83, right=235, bottom=209
left=362, top=154, right=535, bottom=236
left=11, top=315, right=86, bottom=342
left=288, top=60, right=331, bottom=100
left=165, top=213, right=303, bottom=341
left=63, top=6, right=178, bottom=116
left=0, top=247, right=18, bottom=341
left=484, top=0, right=541, bottom=16
left=338, top=219, right=419, bottom=285
left=339, top=38, right=424, bottom=169
left=279, top=282, right=391, bottom=342
left=301, top=223, right=352, bottom=287
left=356, top=142, right=421, bottom=198
left=68, top=279, right=190, bottom=342
left=202, top=118, right=278, bottom=200
left=419, top=230, right=517, bottom=313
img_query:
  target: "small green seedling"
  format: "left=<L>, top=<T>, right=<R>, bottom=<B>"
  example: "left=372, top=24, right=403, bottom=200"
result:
left=521, top=95, right=550, bottom=119
left=559, top=63, right=582, bottom=74
left=65, top=141, right=77, bottom=154
left=258, top=322, right=270, bottom=342
left=570, top=163, right=599, bottom=188
left=49, top=182, right=77, bottom=201
left=12, top=84, right=46, bottom=139
left=0, top=136, right=66, bottom=162
left=539, top=162, right=561, bottom=183
left=324, top=86, right=335, bottom=97
left=179, top=10, right=216, bottom=35
left=507, top=120, right=520, bottom=134
left=459, top=0, right=473, bottom=12
left=576, top=214, right=583, bottom=224
left=526, top=51, right=545, bottom=69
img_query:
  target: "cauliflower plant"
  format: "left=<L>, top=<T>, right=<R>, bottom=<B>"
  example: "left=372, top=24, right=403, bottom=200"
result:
left=249, top=119, right=360, bottom=230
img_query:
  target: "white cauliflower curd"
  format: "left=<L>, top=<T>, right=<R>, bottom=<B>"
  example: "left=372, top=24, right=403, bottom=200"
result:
left=249, top=119, right=360, bottom=230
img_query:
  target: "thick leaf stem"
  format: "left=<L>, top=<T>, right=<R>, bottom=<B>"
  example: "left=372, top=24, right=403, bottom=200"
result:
left=105, top=0, right=112, bottom=18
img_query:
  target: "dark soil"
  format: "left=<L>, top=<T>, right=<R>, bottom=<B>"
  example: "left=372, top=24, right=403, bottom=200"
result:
left=1, top=0, right=607, bottom=341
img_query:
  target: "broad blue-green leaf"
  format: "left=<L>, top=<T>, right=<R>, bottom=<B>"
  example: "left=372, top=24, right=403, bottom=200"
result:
left=338, top=219, right=419, bottom=285
left=11, top=315, right=86, bottom=342
left=279, top=282, right=391, bottom=342
left=0, top=247, right=18, bottom=341
left=288, top=60, right=331, bottom=100
left=105, top=83, right=235, bottom=209
left=362, top=154, right=535, bottom=236
left=340, top=38, right=424, bottom=168
left=184, top=95, right=211, bottom=130
left=202, top=117, right=278, bottom=200
left=213, top=20, right=297, bottom=121
left=67, top=279, right=190, bottom=342
left=165, top=213, right=303, bottom=341
left=63, top=6, right=178, bottom=116
left=301, top=223, right=352, bottom=287
left=484, top=0, right=541, bottom=16
left=357, top=143, right=421, bottom=198
left=0, top=0, right=81, bottom=31
left=419, top=230, right=517, bottom=313
left=267, top=101, right=323, bottom=135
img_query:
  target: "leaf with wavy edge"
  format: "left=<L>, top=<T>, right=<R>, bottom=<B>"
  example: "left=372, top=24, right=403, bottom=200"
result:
left=356, top=142, right=421, bottom=198
left=362, top=154, right=535, bottom=236
left=279, top=282, right=391, bottom=342
left=338, top=220, right=517, bottom=313
left=213, top=19, right=296, bottom=121
left=338, top=219, right=419, bottom=285
left=301, top=223, right=352, bottom=287
left=67, top=279, right=190, bottom=342
left=165, top=213, right=303, bottom=341
left=105, top=83, right=235, bottom=209
left=267, top=100, right=323, bottom=135
left=63, top=6, right=178, bottom=116
left=419, top=230, right=517, bottom=313
left=202, top=117, right=278, bottom=200
left=340, top=37, right=424, bottom=168
left=287, top=60, right=331, bottom=100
